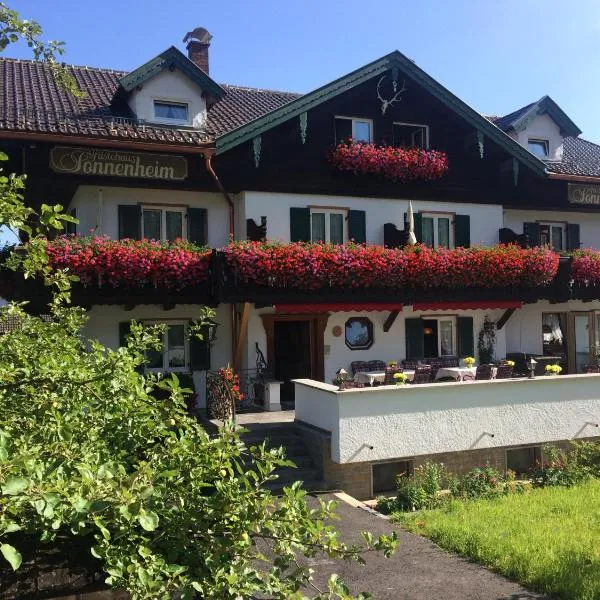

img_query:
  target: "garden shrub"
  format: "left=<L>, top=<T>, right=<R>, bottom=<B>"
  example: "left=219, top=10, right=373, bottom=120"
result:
left=569, top=440, right=600, bottom=478
left=395, top=462, right=450, bottom=511
left=450, top=466, right=505, bottom=500
left=529, top=445, right=590, bottom=488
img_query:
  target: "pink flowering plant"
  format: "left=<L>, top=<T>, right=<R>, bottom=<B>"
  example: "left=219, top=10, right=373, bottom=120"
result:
left=571, top=249, right=600, bottom=285
left=329, top=139, right=449, bottom=182
left=223, top=241, right=559, bottom=291
left=45, top=235, right=211, bottom=290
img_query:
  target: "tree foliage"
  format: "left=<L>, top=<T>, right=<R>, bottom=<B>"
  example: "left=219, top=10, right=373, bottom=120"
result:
left=0, top=6, right=397, bottom=598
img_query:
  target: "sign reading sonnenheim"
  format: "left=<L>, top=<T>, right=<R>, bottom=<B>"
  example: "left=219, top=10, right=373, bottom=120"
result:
left=568, top=184, right=600, bottom=206
left=50, top=147, right=188, bottom=181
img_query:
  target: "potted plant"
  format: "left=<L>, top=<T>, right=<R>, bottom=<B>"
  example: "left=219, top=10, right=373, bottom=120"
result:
left=394, top=372, right=408, bottom=385
left=463, top=356, right=476, bottom=368
left=545, top=364, right=563, bottom=376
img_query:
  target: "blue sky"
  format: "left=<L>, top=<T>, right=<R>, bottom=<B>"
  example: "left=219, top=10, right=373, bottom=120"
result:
left=6, top=0, right=600, bottom=140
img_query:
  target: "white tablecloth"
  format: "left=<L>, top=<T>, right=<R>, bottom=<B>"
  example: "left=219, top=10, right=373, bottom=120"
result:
left=353, top=371, right=386, bottom=385
left=435, top=366, right=477, bottom=381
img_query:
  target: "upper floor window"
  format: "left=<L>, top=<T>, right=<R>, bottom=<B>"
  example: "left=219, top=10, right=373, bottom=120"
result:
left=154, top=100, right=189, bottom=125
left=335, top=116, right=373, bottom=143
left=393, top=123, right=429, bottom=149
left=421, top=213, right=454, bottom=249
left=528, top=139, right=549, bottom=158
left=539, top=222, right=566, bottom=251
left=311, top=208, right=347, bottom=244
left=142, top=206, right=186, bottom=242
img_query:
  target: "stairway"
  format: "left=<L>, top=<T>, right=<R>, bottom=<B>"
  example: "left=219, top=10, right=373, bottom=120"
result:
left=238, top=423, right=327, bottom=494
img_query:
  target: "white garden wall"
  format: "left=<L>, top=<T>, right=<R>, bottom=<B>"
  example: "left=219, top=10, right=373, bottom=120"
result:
left=295, top=375, right=600, bottom=463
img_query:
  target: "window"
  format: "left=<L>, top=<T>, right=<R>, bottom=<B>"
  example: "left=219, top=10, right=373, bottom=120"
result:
left=421, top=213, right=454, bottom=249
left=142, top=206, right=186, bottom=242
left=528, top=139, right=549, bottom=158
left=393, top=123, right=429, bottom=149
left=539, top=222, right=566, bottom=251
left=310, top=209, right=347, bottom=244
left=506, top=446, right=542, bottom=476
left=145, top=321, right=189, bottom=372
left=345, top=317, right=374, bottom=350
left=153, top=100, right=189, bottom=124
left=372, top=461, right=412, bottom=494
left=542, top=313, right=566, bottom=358
left=334, top=116, right=373, bottom=143
left=423, top=317, right=457, bottom=358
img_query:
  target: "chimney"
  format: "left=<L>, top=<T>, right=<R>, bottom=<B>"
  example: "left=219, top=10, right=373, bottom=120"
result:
left=183, top=27, right=212, bottom=74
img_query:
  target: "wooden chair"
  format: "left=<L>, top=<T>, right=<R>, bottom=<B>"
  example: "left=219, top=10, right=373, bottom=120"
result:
left=339, top=380, right=365, bottom=390
left=402, top=358, right=420, bottom=370
left=429, top=358, right=445, bottom=382
left=383, top=366, right=403, bottom=385
left=411, top=365, right=432, bottom=384
left=350, top=361, right=369, bottom=376
left=475, top=364, right=494, bottom=380
left=439, top=356, right=459, bottom=368
left=583, top=364, right=600, bottom=374
left=367, top=360, right=387, bottom=372
left=495, top=364, right=514, bottom=379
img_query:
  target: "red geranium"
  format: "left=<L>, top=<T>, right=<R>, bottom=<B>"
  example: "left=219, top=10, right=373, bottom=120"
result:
left=571, top=249, right=600, bottom=284
left=223, top=241, right=559, bottom=291
left=329, top=139, right=449, bottom=182
left=45, top=235, right=211, bottom=291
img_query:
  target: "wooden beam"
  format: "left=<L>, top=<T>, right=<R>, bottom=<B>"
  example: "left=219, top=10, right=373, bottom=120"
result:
left=233, top=302, right=251, bottom=372
left=383, top=310, right=400, bottom=332
left=496, top=308, right=516, bottom=331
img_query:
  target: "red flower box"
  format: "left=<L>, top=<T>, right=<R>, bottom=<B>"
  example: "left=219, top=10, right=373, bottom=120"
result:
left=46, top=236, right=211, bottom=291
left=329, top=140, right=449, bottom=182
left=223, top=241, right=559, bottom=291
left=571, top=249, right=600, bottom=284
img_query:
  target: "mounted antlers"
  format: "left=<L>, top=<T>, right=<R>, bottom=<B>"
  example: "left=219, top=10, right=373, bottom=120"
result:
left=376, top=75, right=407, bottom=115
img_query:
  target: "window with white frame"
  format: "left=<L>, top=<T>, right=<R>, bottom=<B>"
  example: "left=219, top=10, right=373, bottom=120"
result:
left=539, top=222, right=566, bottom=251
left=393, top=123, right=429, bottom=149
left=421, top=213, right=454, bottom=249
left=153, top=100, right=189, bottom=125
left=310, top=208, right=347, bottom=244
left=422, top=316, right=457, bottom=357
left=142, top=206, right=186, bottom=242
left=334, top=116, right=373, bottom=143
left=528, top=139, right=549, bottom=158
left=145, top=321, right=189, bottom=372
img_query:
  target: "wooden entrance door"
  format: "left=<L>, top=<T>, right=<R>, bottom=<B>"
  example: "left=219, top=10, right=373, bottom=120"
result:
left=261, top=314, right=329, bottom=404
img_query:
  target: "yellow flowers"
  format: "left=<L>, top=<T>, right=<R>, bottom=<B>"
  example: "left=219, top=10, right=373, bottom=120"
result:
left=394, top=372, right=408, bottom=385
left=464, top=356, right=476, bottom=367
left=545, top=364, right=563, bottom=375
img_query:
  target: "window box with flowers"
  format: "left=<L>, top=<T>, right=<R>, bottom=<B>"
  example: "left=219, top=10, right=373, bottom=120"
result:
left=328, top=139, right=449, bottom=182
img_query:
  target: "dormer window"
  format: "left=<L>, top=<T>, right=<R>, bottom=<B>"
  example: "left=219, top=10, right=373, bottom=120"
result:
left=528, top=139, right=549, bottom=158
left=153, top=100, right=189, bottom=125
left=393, top=123, right=429, bottom=149
left=335, top=116, right=373, bottom=143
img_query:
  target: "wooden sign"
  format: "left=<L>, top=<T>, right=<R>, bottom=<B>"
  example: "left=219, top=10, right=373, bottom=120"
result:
left=568, top=184, right=600, bottom=206
left=50, top=146, right=188, bottom=181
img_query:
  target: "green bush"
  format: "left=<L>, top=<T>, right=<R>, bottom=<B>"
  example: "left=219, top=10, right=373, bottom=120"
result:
left=395, top=462, right=450, bottom=512
left=529, top=445, right=590, bottom=488
left=450, top=466, right=505, bottom=500
left=569, top=440, right=600, bottom=478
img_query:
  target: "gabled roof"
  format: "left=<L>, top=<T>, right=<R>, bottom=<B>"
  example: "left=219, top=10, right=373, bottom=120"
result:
left=214, top=50, right=549, bottom=177
left=0, top=57, right=298, bottom=147
left=545, top=136, right=600, bottom=178
left=117, top=46, right=226, bottom=103
left=492, top=96, right=581, bottom=137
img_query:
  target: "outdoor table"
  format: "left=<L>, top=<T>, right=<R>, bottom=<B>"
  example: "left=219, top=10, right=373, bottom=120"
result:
left=435, top=366, right=476, bottom=381
left=353, top=371, right=386, bottom=385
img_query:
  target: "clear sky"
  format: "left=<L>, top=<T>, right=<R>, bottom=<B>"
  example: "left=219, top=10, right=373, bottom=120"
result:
left=6, top=0, right=600, bottom=141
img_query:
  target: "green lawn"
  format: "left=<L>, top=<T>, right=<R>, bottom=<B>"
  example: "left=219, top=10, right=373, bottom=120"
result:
left=393, top=480, right=600, bottom=600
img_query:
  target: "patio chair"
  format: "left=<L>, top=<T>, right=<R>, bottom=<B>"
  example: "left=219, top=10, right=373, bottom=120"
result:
left=429, top=358, right=444, bottom=382
left=411, top=365, right=432, bottom=384
left=440, top=356, right=459, bottom=368
left=495, top=364, right=514, bottom=379
left=583, top=364, right=600, bottom=373
left=402, top=358, right=420, bottom=370
left=339, top=380, right=365, bottom=390
left=367, top=360, right=387, bottom=372
left=475, top=364, right=494, bottom=380
left=383, top=366, right=403, bottom=385
left=350, top=361, right=370, bottom=376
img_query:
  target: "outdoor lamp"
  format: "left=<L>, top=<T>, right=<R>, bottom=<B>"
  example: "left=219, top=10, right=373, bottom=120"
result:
left=207, top=319, right=219, bottom=346
left=527, top=357, right=537, bottom=379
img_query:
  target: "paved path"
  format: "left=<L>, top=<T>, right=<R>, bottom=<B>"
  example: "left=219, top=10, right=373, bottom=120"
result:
left=304, top=494, right=544, bottom=600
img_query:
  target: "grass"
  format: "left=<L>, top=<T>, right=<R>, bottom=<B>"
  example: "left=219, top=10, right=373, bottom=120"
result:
left=392, top=479, right=600, bottom=600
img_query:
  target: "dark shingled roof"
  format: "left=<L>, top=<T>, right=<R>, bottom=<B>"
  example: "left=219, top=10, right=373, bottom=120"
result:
left=490, top=102, right=536, bottom=132
left=0, top=57, right=300, bottom=146
left=544, top=136, right=600, bottom=177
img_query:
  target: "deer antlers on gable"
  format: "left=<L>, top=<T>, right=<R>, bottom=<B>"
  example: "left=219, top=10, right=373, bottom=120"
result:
left=376, top=75, right=407, bottom=115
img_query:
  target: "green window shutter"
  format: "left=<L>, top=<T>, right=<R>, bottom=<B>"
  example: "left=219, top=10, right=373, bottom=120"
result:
left=119, top=321, right=132, bottom=347
left=567, top=223, right=581, bottom=251
left=118, top=205, right=141, bottom=240
left=413, top=212, right=423, bottom=242
left=523, top=222, right=541, bottom=247
left=457, top=317, right=474, bottom=358
left=405, top=318, right=424, bottom=359
left=290, top=207, right=311, bottom=242
left=190, top=328, right=211, bottom=371
left=348, top=210, right=366, bottom=243
left=454, top=214, right=471, bottom=248
left=188, top=208, right=208, bottom=246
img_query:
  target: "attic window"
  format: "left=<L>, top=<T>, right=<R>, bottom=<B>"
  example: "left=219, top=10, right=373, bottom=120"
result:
left=335, top=117, right=373, bottom=143
left=154, top=100, right=189, bottom=124
left=393, top=123, right=429, bottom=149
left=528, top=139, right=549, bottom=158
